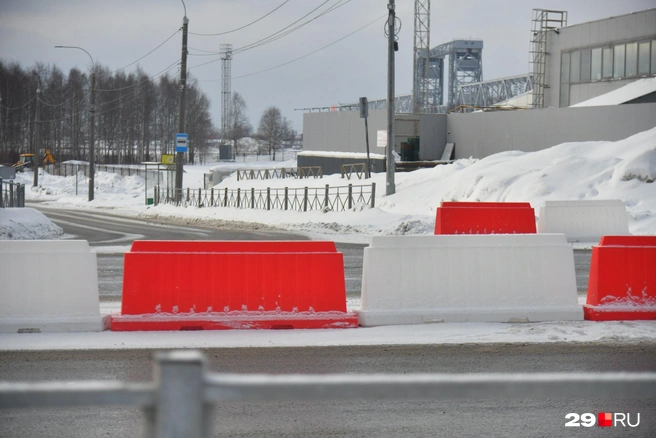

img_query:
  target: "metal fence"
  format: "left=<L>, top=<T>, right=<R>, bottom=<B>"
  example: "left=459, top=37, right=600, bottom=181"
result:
left=155, top=182, right=376, bottom=212
left=54, top=162, right=162, bottom=181
left=1, top=350, right=655, bottom=438
left=236, top=166, right=323, bottom=181
left=341, top=163, right=368, bottom=180
left=0, top=178, right=25, bottom=208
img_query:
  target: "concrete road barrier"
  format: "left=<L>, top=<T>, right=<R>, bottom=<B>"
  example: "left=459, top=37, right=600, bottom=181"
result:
left=111, top=240, right=357, bottom=331
left=357, top=234, right=582, bottom=325
left=584, top=236, right=656, bottom=321
left=537, top=200, right=629, bottom=242
left=0, top=240, right=108, bottom=332
left=434, top=202, right=536, bottom=235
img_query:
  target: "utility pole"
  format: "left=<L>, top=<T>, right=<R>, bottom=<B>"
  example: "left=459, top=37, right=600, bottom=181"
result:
left=89, top=68, right=96, bottom=201
left=175, top=14, right=189, bottom=202
left=33, top=86, right=40, bottom=187
left=386, top=0, right=396, bottom=195
left=54, top=45, right=96, bottom=201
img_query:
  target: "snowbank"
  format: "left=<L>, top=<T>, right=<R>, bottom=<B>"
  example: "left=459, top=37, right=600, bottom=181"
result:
left=7, top=127, right=656, bottom=242
left=0, top=208, right=63, bottom=240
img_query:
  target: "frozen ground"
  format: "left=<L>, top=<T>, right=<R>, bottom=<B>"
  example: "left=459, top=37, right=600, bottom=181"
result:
left=1, top=129, right=655, bottom=348
left=2, top=127, right=655, bottom=243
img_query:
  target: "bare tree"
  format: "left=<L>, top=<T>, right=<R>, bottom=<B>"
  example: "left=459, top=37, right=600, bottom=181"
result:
left=225, top=92, right=251, bottom=158
left=257, top=106, right=291, bottom=161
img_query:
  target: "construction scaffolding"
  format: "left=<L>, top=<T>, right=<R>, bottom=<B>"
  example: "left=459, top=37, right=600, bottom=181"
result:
left=413, top=0, right=431, bottom=113
left=529, top=9, right=567, bottom=108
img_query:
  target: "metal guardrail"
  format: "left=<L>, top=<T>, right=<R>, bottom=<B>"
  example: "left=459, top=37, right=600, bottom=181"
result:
left=1, top=351, right=655, bottom=438
left=236, top=166, right=322, bottom=181
left=155, top=183, right=376, bottom=212
left=0, top=178, right=25, bottom=208
left=341, top=163, right=368, bottom=180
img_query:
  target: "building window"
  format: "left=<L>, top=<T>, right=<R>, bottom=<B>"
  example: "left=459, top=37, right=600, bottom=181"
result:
left=580, top=49, right=591, bottom=82
left=570, top=50, right=581, bottom=83
left=639, top=42, right=651, bottom=75
left=652, top=40, right=656, bottom=74
left=602, top=47, right=613, bottom=79
left=591, top=48, right=602, bottom=81
left=561, top=52, right=570, bottom=83
left=614, top=44, right=625, bottom=78
left=626, top=42, right=638, bottom=77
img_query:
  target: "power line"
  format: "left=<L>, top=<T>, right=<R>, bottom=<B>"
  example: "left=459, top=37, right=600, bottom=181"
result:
left=232, top=13, right=385, bottom=79
left=0, top=96, right=36, bottom=111
left=96, top=59, right=180, bottom=92
left=233, top=0, right=339, bottom=55
left=189, top=0, right=290, bottom=37
left=188, top=0, right=352, bottom=71
left=112, top=28, right=181, bottom=73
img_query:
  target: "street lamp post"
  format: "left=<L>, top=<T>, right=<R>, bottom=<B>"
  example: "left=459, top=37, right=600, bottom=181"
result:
left=55, top=45, right=96, bottom=201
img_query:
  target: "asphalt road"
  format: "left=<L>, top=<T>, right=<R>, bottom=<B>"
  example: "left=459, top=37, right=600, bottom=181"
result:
left=31, top=204, right=590, bottom=299
left=1, top=345, right=655, bottom=437
left=32, top=204, right=367, bottom=299
left=3, top=207, right=642, bottom=438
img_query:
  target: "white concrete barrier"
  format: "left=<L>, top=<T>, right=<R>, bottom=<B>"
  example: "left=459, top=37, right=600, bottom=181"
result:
left=537, top=200, right=629, bottom=242
left=356, top=234, right=582, bottom=326
left=0, top=240, right=109, bottom=332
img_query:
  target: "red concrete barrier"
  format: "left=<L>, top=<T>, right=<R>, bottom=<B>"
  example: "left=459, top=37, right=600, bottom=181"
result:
left=584, top=236, right=656, bottom=321
left=130, top=240, right=338, bottom=253
left=110, top=240, right=357, bottom=331
left=434, top=201, right=537, bottom=235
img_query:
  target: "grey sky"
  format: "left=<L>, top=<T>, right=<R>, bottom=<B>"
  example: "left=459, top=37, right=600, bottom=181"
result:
left=1, top=0, right=654, bottom=133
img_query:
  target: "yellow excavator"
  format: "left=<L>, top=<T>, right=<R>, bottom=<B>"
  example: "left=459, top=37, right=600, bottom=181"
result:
left=13, top=150, right=56, bottom=172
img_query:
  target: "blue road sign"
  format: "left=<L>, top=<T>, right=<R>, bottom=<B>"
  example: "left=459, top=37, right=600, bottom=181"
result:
left=175, top=133, right=188, bottom=153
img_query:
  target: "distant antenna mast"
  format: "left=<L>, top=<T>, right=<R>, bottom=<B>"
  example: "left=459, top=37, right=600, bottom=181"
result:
left=413, top=0, right=431, bottom=113
left=220, top=44, right=233, bottom=140
left=530, top=9, right=567, bottom=108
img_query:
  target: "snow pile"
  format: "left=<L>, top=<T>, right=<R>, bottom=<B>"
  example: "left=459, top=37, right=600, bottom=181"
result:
left=7, top=127, right=656, bottom=242
left=0, top=208, right=63, bottom=240
left=571, top=77, right=656, bottom=107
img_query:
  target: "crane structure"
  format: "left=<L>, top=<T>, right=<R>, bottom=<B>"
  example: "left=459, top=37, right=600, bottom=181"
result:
left=458, top=74, right=534, bottom=108
left=411, top=1, right=483, bottom=112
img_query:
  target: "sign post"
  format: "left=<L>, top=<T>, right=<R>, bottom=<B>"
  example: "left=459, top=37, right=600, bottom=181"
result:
left=359, top=97, right=371, bottom=178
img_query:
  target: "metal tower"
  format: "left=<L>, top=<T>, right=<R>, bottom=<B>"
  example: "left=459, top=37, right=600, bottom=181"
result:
left=220, top=44, right=233, bottom=139
left=529, top=9, right=567, bottom=108
left=413, top=0, right=430, bottom=113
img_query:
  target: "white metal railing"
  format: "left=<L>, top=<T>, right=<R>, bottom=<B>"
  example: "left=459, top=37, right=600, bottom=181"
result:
left=1, top=350, right=655, bottom=438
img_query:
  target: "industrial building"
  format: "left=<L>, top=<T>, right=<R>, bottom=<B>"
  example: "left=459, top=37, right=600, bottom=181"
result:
left=301, top=7, right=656, bottom=167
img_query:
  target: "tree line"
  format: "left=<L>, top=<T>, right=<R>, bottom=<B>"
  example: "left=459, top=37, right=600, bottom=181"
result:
left=0, top=60, right=215, bottom=166
left=0, top=60, right=299, bottom=168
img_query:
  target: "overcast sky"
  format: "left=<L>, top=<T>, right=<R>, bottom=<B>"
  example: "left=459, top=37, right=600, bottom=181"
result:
left=1, top=0, right=654, bottom=133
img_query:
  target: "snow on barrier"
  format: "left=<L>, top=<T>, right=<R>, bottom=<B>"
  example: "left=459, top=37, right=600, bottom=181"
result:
left=0, top=240, right=108, bottom=332
left=583, top=236, right=656, bottom=321
left=356, top=234, right=582, bottom=325
left=537, top=200, right=630, bottom=242
left=110, top=240, right=357, bottom=331
left=434, top=201, right=536, bottom=235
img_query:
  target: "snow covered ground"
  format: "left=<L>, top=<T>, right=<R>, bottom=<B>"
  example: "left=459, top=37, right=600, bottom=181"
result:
left=1, top=128, right=655, bottom=349
left=3, top=127, right=656, bottom=242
